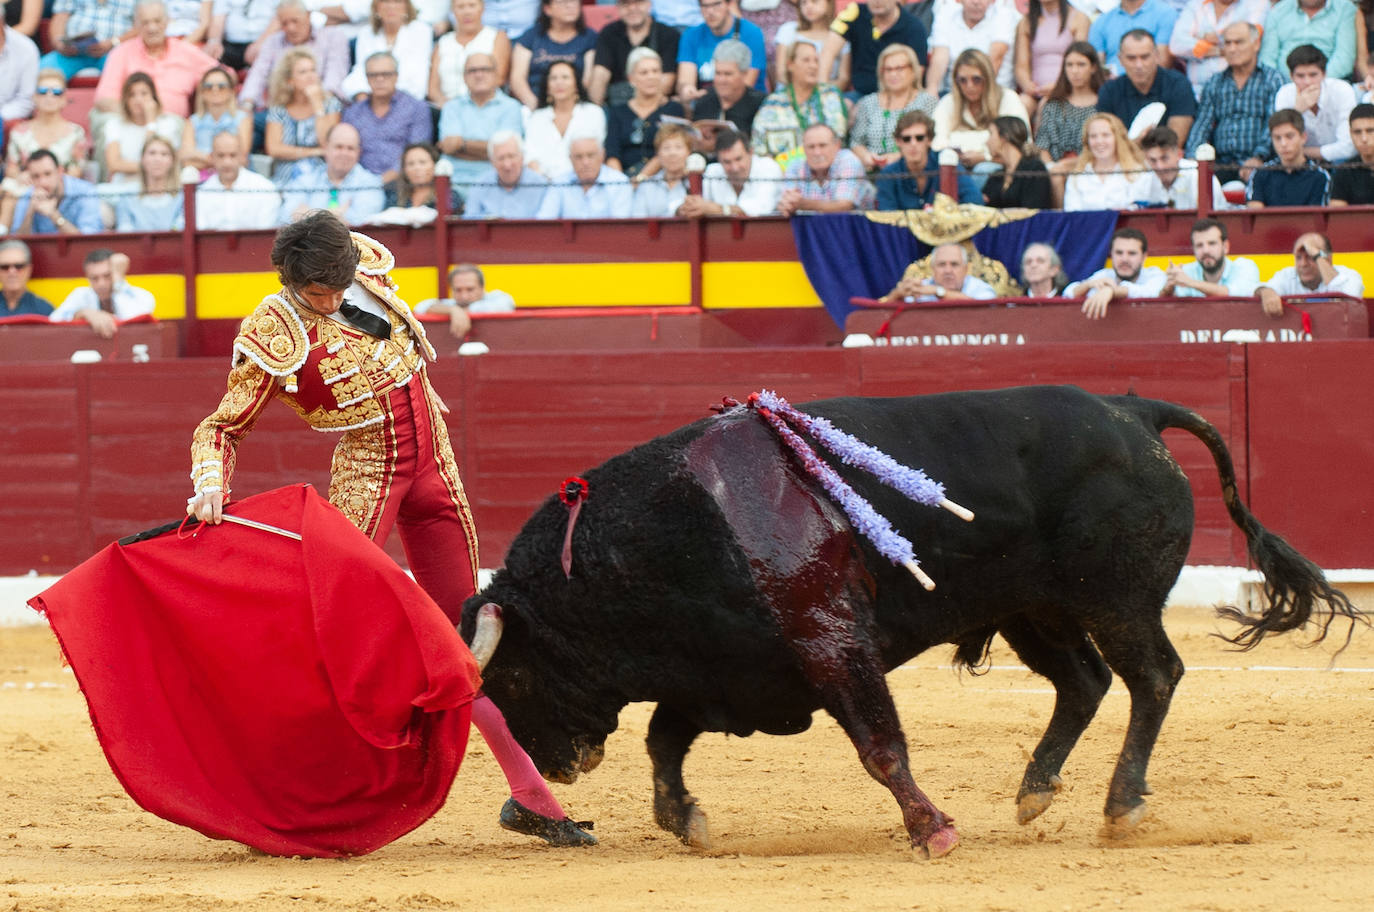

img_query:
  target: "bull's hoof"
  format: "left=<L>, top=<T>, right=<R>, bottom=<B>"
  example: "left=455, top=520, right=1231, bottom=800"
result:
left=654, top=792, right=710, bottom=849
left=682, top=805, right=710, bottom=850
left=1016, top=774, right=1064, bottom=824
left=1102, top=800, right=1149, bottom=836
left=919, top=825, right=960, bottom=859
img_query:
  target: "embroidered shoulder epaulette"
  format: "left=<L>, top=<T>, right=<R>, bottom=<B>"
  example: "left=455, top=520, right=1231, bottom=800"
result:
left=350, top=231, right=438, bottom=363
left=233, top=294, right=310, bottom=387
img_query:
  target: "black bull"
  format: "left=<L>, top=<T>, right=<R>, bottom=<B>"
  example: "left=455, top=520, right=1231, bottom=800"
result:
left=460, top=385, right=1356, bottom=857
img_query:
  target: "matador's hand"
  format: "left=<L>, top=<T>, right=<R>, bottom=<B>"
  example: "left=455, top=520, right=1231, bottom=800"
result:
left=187, top=490, right=224, bottom=524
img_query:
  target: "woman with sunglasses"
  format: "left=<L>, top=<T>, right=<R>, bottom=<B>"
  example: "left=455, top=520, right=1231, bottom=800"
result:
left=930, top=48, right=1028, bottom=181
left=102, top=72, right=186, bottom=186
left=4, top=69, right=89, bottom=179
left=180, top=66, right=253, bottom=174
left=604, top=47, right=683, bottom=178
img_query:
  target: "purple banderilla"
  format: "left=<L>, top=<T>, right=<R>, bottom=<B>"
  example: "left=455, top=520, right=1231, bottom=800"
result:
left=740, top=390, right=974, bottom=591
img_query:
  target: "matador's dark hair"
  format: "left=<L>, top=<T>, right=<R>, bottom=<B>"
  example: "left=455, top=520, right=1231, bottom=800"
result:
left=271, top=210, right=359, bottom=290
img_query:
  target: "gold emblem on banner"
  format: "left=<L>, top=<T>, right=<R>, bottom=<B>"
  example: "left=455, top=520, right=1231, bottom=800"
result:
left=867, top=195, right=1034, bottom=297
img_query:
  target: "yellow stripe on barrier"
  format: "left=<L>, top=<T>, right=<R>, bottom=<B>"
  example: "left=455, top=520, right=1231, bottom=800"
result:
left=480, top=262, right=691, bottom=307
left=702, top=261, right=822, bottom=309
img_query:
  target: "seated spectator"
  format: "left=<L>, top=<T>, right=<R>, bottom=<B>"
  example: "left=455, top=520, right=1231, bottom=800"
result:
left=1260, top=0, right=1355, bottom=80
left=687, top=39, right=765, bottom=146
left=589, top=0, right=679, bottom=106
left=1168, top=0, right=1268, bottom=97
left=1329, top=102, right=1374, bottom=204
left=1088, top=0, right=1178, bottom=75
left=982, top=115, right=1051, bottom=208
left=884, top=242, right=998, bottom=301
left=1065, top=227, right=1165, bottom=319
left=437, top=52, right=524, bottom=182
left=773, top=0, right=847, bottom=89
left=751, top=42, right=847, bottom=161
left=509, top=0, right=597, bottom=108
left=102, top=71, right=186, bottom=185
left=1139, top=125, right=1224, bottom=208
left=429, top=0, right=511, bottom=104
left=164, top=0, right=212, bottom=43
left=340, top=0, right=434, bottom=101
left=1255, top=232, right=1364, bottom=316
left=179, top=65, right=252, bottom=173
left=1096, top=31, right=1196, bottom=144
left=94, top=0, right=218, bottom=119
left=204, top=0, right=280, bottom=70
left=1185, top=22, right=1287, bottom=184
left=605, top=47, right=685, bottom=176
left=536, top=134, right=634, bottom=218
left=1019, top=241, right=1068, bottom=297
left=195, top=130, right=281, bottom=229
left=4, top=69, right=90, bottom=179
left=279, top=122, right=386, bottom=223
left=876, top=109, right=979, bottom=208
left=677, top=0, right=766, bottom=102
left=461, top=130, right=551, bottom=217
left=1063, top=112, right=1152, bottom=210
left=341, top=51, right=434, bottom=183
left=414, top=262, right=516, bottom=337
left=524, top=59, right=607, bottom=177
left=51, top=249, right=155, bottom=337
left=820, top=0, right=928, bottom=98
left=1034, top=40, right=1103, bottom=162
left=481, top=0, right=542, bottom=37
left=1274, top=45, right=1357, bottom=164
left=41, top=0, right=139, bottom=80
left=630, top=122, right=692, bottom=215
left=6, top=149, right=103, bottom=234
left=931, top=48, right=1029, bottom=177
left=848, top=43, right=936, bottom=172
left=1160, top=217, right=1260, bottom=297
left=0, top=239, right=53, bottom=317
left=924, top=0, right=1019, bottom=94
left=265, top=48, right=342, bottom=183
left=739, top=0, right=794, bottom=86
left=6, top=0, right=42, bottom=39
left=1246, top=108, right=1331, bottom=206
left=778, top=122, right=874, bottom=214
left=0, top=21, right=38, bottom=122
left=1013, top=0, right=1089, bottom=121
left=237, top=0, right=350, bottom=111
left=114, top=133, right=185, bottom=229
left=679, top=126, right=783, bottom=216
left=385, top=141, right=463, bottom=210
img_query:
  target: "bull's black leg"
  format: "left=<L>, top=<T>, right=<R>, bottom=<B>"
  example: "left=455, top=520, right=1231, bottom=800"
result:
left=646, top=704, right=710, bottom=848
left=1080, top=616, right=1184, bottom=826
left=998, top=616, right=1113, bottom=824
left=804, top=638, right=959, bottom=857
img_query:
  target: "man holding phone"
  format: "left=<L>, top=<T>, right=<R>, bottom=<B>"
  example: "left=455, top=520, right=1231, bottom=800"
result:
left=39, top=0, right=138, bottom=78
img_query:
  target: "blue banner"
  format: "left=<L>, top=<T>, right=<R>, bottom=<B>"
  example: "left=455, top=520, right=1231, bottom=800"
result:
left=792, top=210, right=1120, bottom=326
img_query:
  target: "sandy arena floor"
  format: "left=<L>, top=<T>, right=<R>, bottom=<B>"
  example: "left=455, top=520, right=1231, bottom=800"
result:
left=2, top=606, right=1371, bottom=912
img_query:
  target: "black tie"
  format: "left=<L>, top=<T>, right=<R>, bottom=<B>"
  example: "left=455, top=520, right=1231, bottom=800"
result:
left=339, top=301, right=391, bottom=340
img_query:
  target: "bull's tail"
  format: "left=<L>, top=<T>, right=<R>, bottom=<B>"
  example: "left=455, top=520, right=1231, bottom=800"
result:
left=1119, top=396, right=1361, bottom=652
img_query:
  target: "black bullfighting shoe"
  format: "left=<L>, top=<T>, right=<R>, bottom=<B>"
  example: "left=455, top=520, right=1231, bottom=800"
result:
left=499, top=798, right=598, bottom=847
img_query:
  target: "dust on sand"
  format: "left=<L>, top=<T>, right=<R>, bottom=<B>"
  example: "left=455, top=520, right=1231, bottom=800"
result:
left=3, top=606, right=1371, bottom=912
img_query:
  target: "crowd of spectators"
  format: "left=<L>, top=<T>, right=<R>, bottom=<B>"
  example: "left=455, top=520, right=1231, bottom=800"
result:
left=4, top=0, right=1374, bottom=231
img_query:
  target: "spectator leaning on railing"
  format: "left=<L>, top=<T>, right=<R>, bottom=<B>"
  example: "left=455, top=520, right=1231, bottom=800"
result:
left=0, top=240, right=53, bottom=317
left=1064, top=227, right=1166, bottom=320
left=1160, top=217, right=1261, bottom=297
left=1255, top=231, right=1364, bottom=316
left=413, top=262, right=516, bottom=338
left=50, top=249, right=156, bottom=337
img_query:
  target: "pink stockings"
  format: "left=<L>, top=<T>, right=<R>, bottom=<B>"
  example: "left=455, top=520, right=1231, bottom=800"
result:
left=471, top=694, right=566, bottom=819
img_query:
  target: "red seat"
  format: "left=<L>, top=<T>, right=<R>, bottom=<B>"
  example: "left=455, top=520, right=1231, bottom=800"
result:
left=582, top=4, right=621, bottom=30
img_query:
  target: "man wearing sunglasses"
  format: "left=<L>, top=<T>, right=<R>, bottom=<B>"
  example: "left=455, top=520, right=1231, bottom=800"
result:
left=875, top=110, right=979, bottom=209
left=0, top=240, right=53, bottom=318
left=0, top=22, right=40, bottom=121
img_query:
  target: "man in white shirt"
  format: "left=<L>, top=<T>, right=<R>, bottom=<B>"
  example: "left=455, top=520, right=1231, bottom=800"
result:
left=1256, top=232, right=1365, bottom=316
left=679, top=128, right=782, bottom=216
left=197, top=131, right=281, bottom=230
left=924, top=0, right=1019, bottom=92
left=413, top=263, right=516, bottom=338
left=1160, top=218, right=1261, bottom=297
left=885, top=242, right=999, bottom=301
left=50, top=250, right=156, bottom=337
left=1139, top=125, right=1226, bottom=208
left=536, top=135, right=634, bottom=219
left=1273, top=44, right=1357, bottom=163
left=1065, top=228, right=1167, bottom=319
left=0, top=24, right=39, bottom=121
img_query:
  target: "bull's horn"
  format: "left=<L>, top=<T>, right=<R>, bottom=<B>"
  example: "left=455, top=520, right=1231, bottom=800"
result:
left=470, top=602, right=504, bottom=671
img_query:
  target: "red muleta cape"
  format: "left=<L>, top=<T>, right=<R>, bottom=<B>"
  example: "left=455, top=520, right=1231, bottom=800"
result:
left=28, top=484, right=481, bottom=858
